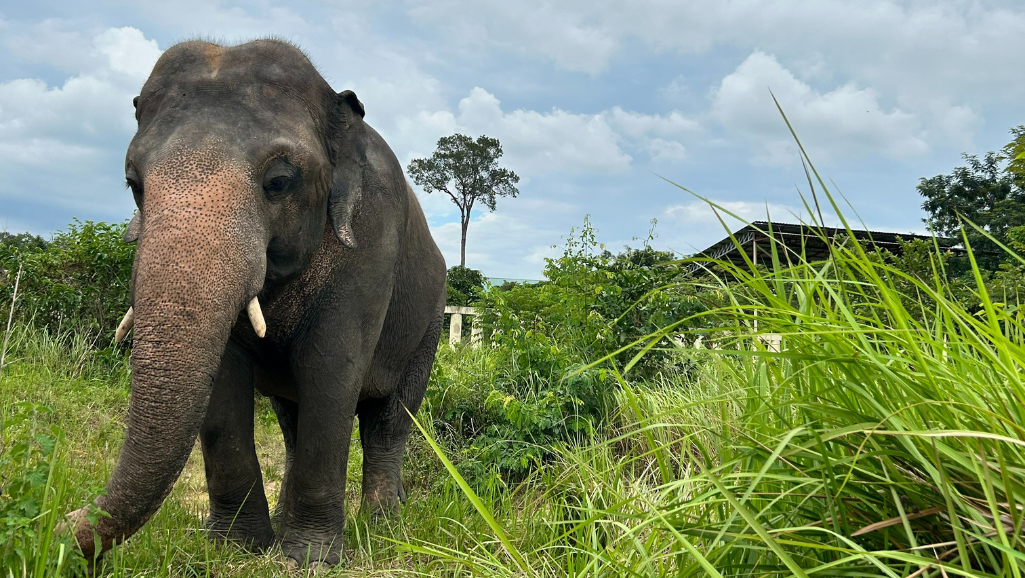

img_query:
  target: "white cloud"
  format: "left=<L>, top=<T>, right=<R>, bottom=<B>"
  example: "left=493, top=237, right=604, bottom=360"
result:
left=0, top=26, right=162, bottom=212
left=320, top=11, right=450, bottom=127
left=658, top=75, right=691, bottom=104
left=406, top=1, right=1025, bottom=104
left=389, top=87, right=702, bottom=180
left=667, top=199, right=821, bottom=226
left=132, top=1, right=313, bottom=42
left=395, top=87, right=634, bottom=177
left=710, top=51, right=975, bottom=165
left=605, top=107, right=700, bottom=139
left=3, top=19, right=97, bottom=73
left=93, top=27, right=162, bottom=78
left=647, top=138, right=688, bottom=163
left=406, top=1, right=618, bottom=74
left=404, top=0, right=1021, bottom=168
left=0, top=26, right=160, bottom=140
left=427, top=196, right=574, bottom=278
left=4, top=1, right=1003, bottom=276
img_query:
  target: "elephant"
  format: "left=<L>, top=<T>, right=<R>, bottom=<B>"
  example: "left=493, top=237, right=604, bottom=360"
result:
left=69, top=39, right=447, bottom=569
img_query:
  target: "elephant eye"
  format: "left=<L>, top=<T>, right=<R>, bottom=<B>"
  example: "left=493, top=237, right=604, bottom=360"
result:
left=125, top=171, right=143, bottom=206
left=262, top=158, right=298, bottom=200
left=265, top=175, right=291, bottom=193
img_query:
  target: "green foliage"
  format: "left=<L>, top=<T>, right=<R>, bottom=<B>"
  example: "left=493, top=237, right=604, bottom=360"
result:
left=446, top=265, right=487, bottom=306
left=0, top=403, right=85, bottom=575
left=407, top=133, right=520, bottom=213
left=0, top=232, right=47, bottom=253
left=429, top=218, right=720, bottom=480
left=481, top=217, right=716, bottom=376
left=0, top=220, right=134, bottom=346
left=918, top=125, right=1025, bottom=269
left=1002, top=124, right=1025, bottom=189
left=412, top=185, right=1025, bottom=576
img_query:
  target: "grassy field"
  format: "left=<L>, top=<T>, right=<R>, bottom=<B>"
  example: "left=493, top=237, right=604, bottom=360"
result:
left=4, top=212, right=1025, bottom=577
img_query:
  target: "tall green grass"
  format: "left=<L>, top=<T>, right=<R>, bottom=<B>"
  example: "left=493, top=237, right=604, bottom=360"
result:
left=394, top=196, right=1025, bottom=575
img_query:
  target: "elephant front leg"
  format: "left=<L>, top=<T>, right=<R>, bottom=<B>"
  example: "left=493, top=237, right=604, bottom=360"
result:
left=199, top=341, right=274, bottom=550
left=276, top=361, right=360, bottom=568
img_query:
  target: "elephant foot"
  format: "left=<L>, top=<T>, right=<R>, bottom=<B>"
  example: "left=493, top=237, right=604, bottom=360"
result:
left=279, top=535, right=344, bottom=570
left=285, top=557, right=332, bottom=575
left=205, top=514, right=275, bottom=552
left=360, top=473, right=405, bottom=517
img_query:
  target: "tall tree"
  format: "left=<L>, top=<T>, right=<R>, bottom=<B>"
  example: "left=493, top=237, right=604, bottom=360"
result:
left=918, top=126, right=1025, bottom=269
left=407, top=134, right=520, bottom=267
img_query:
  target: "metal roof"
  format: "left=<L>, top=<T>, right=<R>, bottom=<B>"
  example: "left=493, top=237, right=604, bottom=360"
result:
left=687, top=221, right=963, bottom=274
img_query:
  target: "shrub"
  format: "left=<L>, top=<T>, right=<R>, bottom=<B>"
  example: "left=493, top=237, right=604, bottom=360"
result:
left=430, top=218, right=723, bottom=480
left=0, top=220, right=133, bottom=347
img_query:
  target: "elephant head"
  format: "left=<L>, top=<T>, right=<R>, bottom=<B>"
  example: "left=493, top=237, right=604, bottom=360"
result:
left=71, top=39, right=368, bottom=562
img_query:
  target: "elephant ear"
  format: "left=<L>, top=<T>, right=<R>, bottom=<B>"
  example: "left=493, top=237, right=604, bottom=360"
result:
left=328, top=90, right=367, bottom=249
left=124, top=210, right=142, bottom=243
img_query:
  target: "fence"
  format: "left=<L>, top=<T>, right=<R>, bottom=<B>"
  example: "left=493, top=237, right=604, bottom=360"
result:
left=444, top=305, right=782, bottom=352
left=445, top=305, right=481, bottom=348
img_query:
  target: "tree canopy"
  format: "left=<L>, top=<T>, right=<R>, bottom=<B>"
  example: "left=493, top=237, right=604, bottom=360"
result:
left=446, top=265, right=487, bottom=306
left=918, top=125, right=1025, bottom=269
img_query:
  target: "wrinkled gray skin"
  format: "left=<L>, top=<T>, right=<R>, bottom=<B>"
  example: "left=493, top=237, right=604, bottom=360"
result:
left=69, top=39, right=446, bottom=569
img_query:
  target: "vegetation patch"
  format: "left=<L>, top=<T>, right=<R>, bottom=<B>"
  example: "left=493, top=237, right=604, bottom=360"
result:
left=4, top=144, right=1025, bottom=574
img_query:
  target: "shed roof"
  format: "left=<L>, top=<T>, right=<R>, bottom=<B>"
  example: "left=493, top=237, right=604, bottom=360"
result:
left=687, top=221, right=963, bottom=274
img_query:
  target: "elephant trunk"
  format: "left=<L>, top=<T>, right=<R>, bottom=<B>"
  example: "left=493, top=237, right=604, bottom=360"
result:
left=73, top=151, right=267, bottom=561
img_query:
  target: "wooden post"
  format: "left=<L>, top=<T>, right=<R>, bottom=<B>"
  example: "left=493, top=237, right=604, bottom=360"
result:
left=752, top=237, right=758, bottom=333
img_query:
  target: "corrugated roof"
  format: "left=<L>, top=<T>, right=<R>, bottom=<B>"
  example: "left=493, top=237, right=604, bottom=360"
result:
left=687, top=221, right=963, bottom=274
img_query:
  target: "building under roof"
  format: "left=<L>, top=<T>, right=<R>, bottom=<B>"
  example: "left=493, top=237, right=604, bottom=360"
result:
left=687, top=221, right=964, bottom=275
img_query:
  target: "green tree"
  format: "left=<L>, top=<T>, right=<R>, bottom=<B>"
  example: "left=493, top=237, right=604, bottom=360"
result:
left=407, top=134, right=520, bottom=267
left=918, top=125, right=1025, bottom=269
left=446, top=265, right=487, bottom=306
left=1001, top=125, right=1025, bottom=189
left=0, top=232, right=47, bottom=252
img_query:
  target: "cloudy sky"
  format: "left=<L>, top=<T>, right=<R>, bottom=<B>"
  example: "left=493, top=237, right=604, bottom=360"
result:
left=1, top=1, right=1023, bottom=278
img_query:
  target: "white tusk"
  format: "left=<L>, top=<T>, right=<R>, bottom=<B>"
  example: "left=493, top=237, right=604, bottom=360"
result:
left=247, top=297, right=266, bottom=338
left=114, top=307, right=134, bottom=344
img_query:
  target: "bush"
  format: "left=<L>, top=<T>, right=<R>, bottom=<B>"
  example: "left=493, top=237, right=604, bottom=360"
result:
left=429, top=218, right=724, bottom=480
left=0, top=220, right=133, bottom=347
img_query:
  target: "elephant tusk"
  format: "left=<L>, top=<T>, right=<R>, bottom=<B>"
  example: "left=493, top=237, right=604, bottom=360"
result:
left=115, top=307, right=134, bottom=343
left=247, top=297, right=267, bottom=338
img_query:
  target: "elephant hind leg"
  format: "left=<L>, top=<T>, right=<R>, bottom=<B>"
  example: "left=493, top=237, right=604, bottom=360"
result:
left=269, top=395, right=298, bottom=526
left=358, top=311, right=443, bottom=516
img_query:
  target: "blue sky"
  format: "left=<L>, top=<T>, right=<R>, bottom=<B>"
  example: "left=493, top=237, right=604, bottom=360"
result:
left=1, top=1, right=1023, bottom=278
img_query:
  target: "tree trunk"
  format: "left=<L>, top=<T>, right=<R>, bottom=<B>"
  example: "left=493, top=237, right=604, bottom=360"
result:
left=460, top=212, right=469, bottom=267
